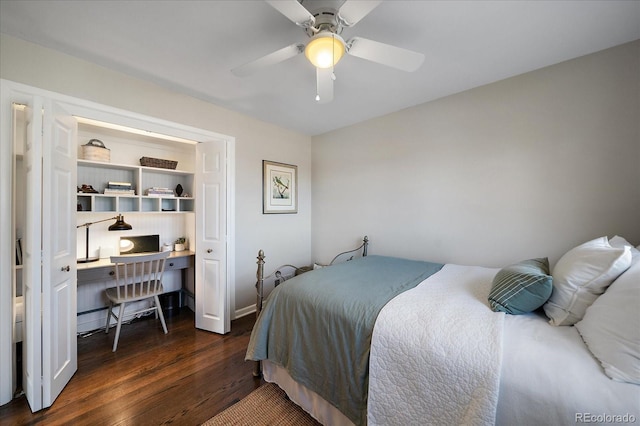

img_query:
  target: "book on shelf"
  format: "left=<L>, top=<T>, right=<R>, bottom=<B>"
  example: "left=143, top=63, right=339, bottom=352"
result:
left=104, top=189, right=136, bottom=195
left=145, top=187, right=175, bottom=197
left=107, top=181, right=132, bottom=190
left=146, top=193, right=175, bottom=197
left=108, top=181, right=132, bottom=185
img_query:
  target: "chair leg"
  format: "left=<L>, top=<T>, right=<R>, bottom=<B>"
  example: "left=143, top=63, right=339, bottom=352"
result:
left=105, top=301, right=112, bottom=334
left=112, top=302, right=126, bottom=352
left=154, top=295, right=168, bottom=334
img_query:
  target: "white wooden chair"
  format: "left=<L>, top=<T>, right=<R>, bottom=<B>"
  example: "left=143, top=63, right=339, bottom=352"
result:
left=105, top=251, right=171, bottom=352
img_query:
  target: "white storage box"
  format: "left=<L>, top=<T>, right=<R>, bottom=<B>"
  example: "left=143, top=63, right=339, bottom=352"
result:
left=81, top=139, right=110, bottom=162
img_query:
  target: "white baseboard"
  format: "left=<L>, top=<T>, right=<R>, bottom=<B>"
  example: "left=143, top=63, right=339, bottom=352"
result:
left=234, top=304, right=256, bottom=320
left=77, top=305, right=148, bottom=334
left=77, top=300, right=255, bottom=334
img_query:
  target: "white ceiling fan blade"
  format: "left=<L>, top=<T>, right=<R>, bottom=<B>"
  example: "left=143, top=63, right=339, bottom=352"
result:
left=232, top=43, right=304, bottom=77
left=346, top=37, right=425, bottom=72
left=265, top=0, right=315, bottom=28
left=316, top=67, right=334, bottom=104
left=338, top=0, right=382, bottom=27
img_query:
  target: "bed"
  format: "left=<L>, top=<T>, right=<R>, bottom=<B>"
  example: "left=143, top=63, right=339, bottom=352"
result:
left=246, top=236, right=640, bottom=425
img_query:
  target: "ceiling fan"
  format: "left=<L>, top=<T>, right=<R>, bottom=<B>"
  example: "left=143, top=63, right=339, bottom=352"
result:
left=231, top=0, right=425, bottom=103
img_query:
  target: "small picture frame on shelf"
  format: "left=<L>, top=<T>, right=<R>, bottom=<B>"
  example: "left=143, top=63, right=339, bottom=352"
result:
left=263, top=160, right=297, bottom=214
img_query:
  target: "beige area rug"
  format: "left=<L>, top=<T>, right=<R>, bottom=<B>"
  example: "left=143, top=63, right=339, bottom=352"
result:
left=202, top=383, right=321, bottom=426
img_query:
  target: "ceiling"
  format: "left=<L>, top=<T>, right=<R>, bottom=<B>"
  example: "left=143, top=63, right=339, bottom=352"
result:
left=1, top=1, right=639, bottom=136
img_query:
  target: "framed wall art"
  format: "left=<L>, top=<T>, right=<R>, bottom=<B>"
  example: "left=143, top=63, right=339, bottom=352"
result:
left=263, top=160, right=297, bottom=214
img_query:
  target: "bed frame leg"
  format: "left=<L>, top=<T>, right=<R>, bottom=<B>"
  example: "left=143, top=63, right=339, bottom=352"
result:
left=253, top=361, right=262, bottom=377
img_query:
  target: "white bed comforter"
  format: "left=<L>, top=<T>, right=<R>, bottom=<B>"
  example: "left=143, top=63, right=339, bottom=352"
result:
left=368, top=264, right=504, bottom=426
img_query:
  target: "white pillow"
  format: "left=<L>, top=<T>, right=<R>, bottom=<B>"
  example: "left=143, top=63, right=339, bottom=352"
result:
left=609, top=235, right=640, bottom=264
left=543, top=237, right=632, bottom=326
left=575, top=261, right=640, bottom=384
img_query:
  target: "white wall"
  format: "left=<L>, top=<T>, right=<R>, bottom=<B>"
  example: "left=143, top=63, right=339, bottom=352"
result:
left=312, top=41, right=640, bottom=268
left=0, top=34, right=312, bottom=315
left=3, top=33, right=639, bottom=311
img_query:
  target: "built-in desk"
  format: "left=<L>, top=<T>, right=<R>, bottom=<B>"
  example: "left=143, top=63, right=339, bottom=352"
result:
left=77, top=250, right=195, bottom=281
left=77, top=251, right=195, bottom=315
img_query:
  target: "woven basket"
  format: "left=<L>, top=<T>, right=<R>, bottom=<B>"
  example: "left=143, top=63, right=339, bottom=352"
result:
left=139, top=157, right=178, bottom=169
left=82, top=139, right=110, bottom=162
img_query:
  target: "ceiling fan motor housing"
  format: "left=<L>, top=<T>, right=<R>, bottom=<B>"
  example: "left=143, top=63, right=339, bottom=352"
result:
left=301, top=0, right=344, bottom=37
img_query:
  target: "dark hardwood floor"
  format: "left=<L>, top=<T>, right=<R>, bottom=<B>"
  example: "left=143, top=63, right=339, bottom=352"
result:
left=0, top=309, right=264, bottom=425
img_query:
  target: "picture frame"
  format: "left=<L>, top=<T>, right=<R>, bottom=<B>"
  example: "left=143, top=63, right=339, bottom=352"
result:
left=263, top=160, right=297, bottom=214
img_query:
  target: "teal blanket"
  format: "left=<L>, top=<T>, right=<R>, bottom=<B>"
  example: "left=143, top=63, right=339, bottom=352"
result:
left=246, top=255, right=444, bottom=425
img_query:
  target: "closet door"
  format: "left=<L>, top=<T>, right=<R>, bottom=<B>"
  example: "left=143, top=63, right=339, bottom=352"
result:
left=195, top=139, right=230, bottom=334
left=22, top=99, right=77, bottom=412
left=22, top=99, right=44, bottom=411
left=41, top=100, right=77, bottom=407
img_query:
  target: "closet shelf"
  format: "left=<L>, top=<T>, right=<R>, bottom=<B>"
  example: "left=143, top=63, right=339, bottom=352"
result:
left=77, top=159, right=195, bottom=213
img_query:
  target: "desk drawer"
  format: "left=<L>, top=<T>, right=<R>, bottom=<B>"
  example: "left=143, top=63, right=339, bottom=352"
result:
left=77, top=254, right=193, bottom=283
left=165, top=255, right=193, bottom=271
left=78, top=266, right=115, bottom=282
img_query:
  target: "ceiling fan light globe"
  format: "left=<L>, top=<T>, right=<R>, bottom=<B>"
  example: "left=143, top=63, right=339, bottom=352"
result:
left=305, top=33, right=345, bottom=68
left=315, top=51, right=335, bottom=69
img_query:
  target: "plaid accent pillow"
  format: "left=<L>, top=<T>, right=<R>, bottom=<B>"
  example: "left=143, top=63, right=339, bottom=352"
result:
left=489, top=258, right=553, bottom=315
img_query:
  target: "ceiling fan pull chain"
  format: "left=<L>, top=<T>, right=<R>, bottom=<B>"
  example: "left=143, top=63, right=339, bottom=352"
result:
left=332, top=33, right=337, bottom=82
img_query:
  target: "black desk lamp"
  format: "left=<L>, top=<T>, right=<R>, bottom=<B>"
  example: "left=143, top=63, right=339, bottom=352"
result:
left=77, top=214, right=132, bottom=263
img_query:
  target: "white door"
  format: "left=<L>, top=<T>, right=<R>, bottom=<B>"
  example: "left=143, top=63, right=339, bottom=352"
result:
left=195, top=140, right=230, bottom=334
left=22, top=99, right=44, bottom=411
left=41, top=101, right=77, bottom=406
left=22, top=99, right=77, bottom=412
